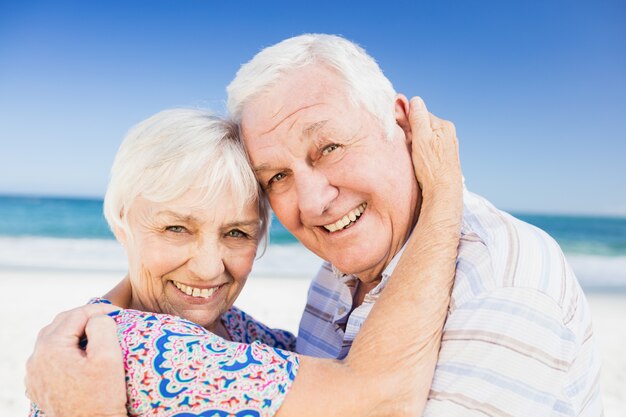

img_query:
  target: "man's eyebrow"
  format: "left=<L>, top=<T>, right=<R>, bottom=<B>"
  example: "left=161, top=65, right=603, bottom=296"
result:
left=302, top=120, right=329, bottom=138
left=253, top=163, right=273, bottom=173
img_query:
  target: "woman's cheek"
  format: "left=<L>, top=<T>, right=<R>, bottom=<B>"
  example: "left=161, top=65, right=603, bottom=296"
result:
left=144, top=239, right=189, bottom=272
left=233, top=245, right=257, bottom=277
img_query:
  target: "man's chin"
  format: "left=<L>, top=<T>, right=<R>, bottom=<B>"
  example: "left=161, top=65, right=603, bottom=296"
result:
left=331, top=259, right=384, bottom=283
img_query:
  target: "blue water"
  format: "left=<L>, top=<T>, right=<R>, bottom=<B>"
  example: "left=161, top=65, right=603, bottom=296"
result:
left=1, top=195, right=625, bottom=256
left=515, top=213, right=626, bottom=257
left=0, top=195, right=298, bottom=244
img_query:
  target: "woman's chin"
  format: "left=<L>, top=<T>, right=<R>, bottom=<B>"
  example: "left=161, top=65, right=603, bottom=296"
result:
left=168, top=307, right=219, bottom=330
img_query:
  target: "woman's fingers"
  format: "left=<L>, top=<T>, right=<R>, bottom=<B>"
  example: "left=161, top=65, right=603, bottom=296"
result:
left=408, top=96, right=461, bottom=195
left=408, top=96, right=432, bottom=141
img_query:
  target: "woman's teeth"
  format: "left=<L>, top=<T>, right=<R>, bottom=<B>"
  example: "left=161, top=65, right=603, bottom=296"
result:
left=173, top=281, right=219, bottom=299
left=323, top=203, right=367, bottom=233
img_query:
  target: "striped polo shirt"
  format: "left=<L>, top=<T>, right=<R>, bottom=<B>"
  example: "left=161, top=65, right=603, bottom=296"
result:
left=296, top=190, right=603, bottom=416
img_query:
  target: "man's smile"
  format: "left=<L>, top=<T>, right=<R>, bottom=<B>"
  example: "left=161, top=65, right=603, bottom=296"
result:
left=323, top=203, right=367, bottom=232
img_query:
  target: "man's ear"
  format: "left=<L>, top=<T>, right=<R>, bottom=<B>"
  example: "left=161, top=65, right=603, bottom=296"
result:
left=394, top=94, right=411, bottom=144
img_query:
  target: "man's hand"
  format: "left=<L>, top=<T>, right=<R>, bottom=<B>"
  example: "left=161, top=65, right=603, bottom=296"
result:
left=25, top=304, right=127, bottom=417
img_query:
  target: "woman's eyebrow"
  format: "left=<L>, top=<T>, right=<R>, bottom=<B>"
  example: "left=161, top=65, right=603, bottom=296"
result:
left=225, top=220, right=260, bottom=228
left=154, top=210, right=195, bottom=222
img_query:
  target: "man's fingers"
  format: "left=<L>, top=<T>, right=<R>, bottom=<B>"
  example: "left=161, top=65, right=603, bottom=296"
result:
left=26, top=309, right=126, bottom=417
left=46, top=304, right=120, bottom=339
left=84, top=315, right=122, bottom=360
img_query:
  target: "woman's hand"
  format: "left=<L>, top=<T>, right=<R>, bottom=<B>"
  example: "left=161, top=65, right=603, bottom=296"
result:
left=408, top=96, right=462, bottom=204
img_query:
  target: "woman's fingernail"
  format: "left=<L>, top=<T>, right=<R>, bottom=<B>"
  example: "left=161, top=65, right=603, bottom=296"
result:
left=412, top=97, right=425, bottom=109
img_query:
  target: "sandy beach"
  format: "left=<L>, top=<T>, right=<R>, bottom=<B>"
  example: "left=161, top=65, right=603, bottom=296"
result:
left=1, top=268, right=624, bottom=416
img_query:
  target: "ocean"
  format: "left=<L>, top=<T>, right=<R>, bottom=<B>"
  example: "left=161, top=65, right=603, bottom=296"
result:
left=1, top=195, right=625, bottom=289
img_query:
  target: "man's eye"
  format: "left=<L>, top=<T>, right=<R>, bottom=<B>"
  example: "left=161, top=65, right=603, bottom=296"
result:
left=268, top=172, right=287, bottom=185
left=165, top=225, right=188, bottom=233
left=321, top=144, right=340, bottom=156
left=227, top=229, right=248, bottom=238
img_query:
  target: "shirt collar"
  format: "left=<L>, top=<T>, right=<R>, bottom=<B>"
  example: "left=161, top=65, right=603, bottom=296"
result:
left=330, top=238, right=409, bottom=299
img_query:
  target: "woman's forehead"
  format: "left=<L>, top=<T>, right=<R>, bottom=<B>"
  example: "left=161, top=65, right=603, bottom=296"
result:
left=134, top=191, right=259, bottom=223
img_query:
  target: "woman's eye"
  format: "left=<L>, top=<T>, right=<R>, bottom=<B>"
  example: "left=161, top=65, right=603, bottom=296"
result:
left=227, top=229, right=248, bottom=238
left=165, top=225, right=187, bottom=233
left=321, top=144, right=340, bottom=156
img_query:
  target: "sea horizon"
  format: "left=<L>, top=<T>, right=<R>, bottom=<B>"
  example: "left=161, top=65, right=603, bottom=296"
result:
left=3, top=192, right=625, bottom=220
left=1, top=193, right=625, bottom=290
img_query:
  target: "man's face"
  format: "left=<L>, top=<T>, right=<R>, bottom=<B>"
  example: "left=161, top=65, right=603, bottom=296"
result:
left=240, top=65, right=420, bottom=282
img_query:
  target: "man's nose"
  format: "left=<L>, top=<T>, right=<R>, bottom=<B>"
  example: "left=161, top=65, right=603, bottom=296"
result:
left=188, top=238, right=225, bottom=280
left=294, top=166, right=337, bottom=219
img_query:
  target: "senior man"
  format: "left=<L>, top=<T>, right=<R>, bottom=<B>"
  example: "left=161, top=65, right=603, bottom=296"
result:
left=26, top=34, right=602, bottom=416
left=226, top=35, right=602, bottom=415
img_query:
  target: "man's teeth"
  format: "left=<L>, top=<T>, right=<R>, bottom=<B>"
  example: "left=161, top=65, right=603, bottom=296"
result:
left=173, top=281, right=219, bottom=299
left=323, top=203, right=367, bottom=233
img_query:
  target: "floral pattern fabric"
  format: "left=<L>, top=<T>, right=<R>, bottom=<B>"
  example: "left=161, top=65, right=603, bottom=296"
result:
left=30, top=303, right=299, bottom=417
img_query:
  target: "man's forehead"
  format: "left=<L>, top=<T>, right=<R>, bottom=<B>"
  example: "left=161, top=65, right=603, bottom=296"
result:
left=240, top=65, right=348, bottom=135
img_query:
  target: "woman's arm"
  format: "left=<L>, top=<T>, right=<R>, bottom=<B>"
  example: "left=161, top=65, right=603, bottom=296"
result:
left=278, top=96, right=462, bottom=416
left=26, top=96, right=460, bottom=417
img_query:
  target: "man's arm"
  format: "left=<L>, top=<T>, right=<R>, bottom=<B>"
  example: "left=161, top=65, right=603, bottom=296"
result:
left=25, top=304, right=127, bottom=417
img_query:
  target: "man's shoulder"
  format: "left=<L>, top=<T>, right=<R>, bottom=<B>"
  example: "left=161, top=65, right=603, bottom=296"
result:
left=433, top=191, right=601, bottom=416
left=455, top=191, right=583, bottom=319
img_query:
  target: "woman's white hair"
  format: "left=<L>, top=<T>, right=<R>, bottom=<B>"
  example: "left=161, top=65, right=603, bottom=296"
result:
left=226, top=33, right=398, bottom=138
left=103, top=108, right=270, bottom=247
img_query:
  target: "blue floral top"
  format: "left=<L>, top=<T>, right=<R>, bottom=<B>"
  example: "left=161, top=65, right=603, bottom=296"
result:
left=30, top=300, right=300, bottom=417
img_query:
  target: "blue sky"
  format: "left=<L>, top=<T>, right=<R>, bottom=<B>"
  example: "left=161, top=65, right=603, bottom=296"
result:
left=1, top=0, right=624, bottom=216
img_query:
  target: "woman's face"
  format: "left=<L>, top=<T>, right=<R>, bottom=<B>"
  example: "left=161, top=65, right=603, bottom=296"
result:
left=121, top=187, right=260, bottom=333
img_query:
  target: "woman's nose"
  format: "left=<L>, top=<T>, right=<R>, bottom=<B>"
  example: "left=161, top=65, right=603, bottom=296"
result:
left=187, top=238, right=225, bottom=280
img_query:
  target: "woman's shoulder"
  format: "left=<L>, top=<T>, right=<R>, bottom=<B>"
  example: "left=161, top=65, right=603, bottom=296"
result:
left=223, top=306, right=297, bottom=351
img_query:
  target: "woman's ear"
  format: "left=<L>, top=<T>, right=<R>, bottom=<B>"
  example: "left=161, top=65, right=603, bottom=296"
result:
left=113, top=225, right=127, bottom=246
left=113, top=210, right=127, bottom=246
left=394, top=94, right=411, bottom=144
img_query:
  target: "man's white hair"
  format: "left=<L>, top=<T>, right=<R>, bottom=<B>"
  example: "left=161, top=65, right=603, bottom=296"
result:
left=227, top=33, right=398, bottom=137
left=103, top=108, right=270, bottom=245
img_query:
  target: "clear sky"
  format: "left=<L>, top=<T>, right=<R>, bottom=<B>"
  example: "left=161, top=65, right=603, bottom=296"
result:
left=1, top=0, right=624, bottom=216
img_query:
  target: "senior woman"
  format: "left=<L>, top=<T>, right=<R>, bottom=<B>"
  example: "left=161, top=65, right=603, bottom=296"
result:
left=99, top=108, right=293, bottom=348
left=27, top=102, right=463, bottom=417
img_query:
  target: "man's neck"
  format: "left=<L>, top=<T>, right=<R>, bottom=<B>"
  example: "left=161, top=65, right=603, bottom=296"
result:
left=351, top=190, right=423, bottom=309
left=353, top=279, right=380, bottom=308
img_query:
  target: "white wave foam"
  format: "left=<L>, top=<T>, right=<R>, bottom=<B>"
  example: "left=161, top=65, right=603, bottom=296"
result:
left=0, top=237, right=322, bottom=278
left=251, top=244, right=324, bottom=279
left=0, top=236, right=127, bottom=272
left=1, top=237, right=624, bottom=289
left=565, top=254, right=626, bottom=289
